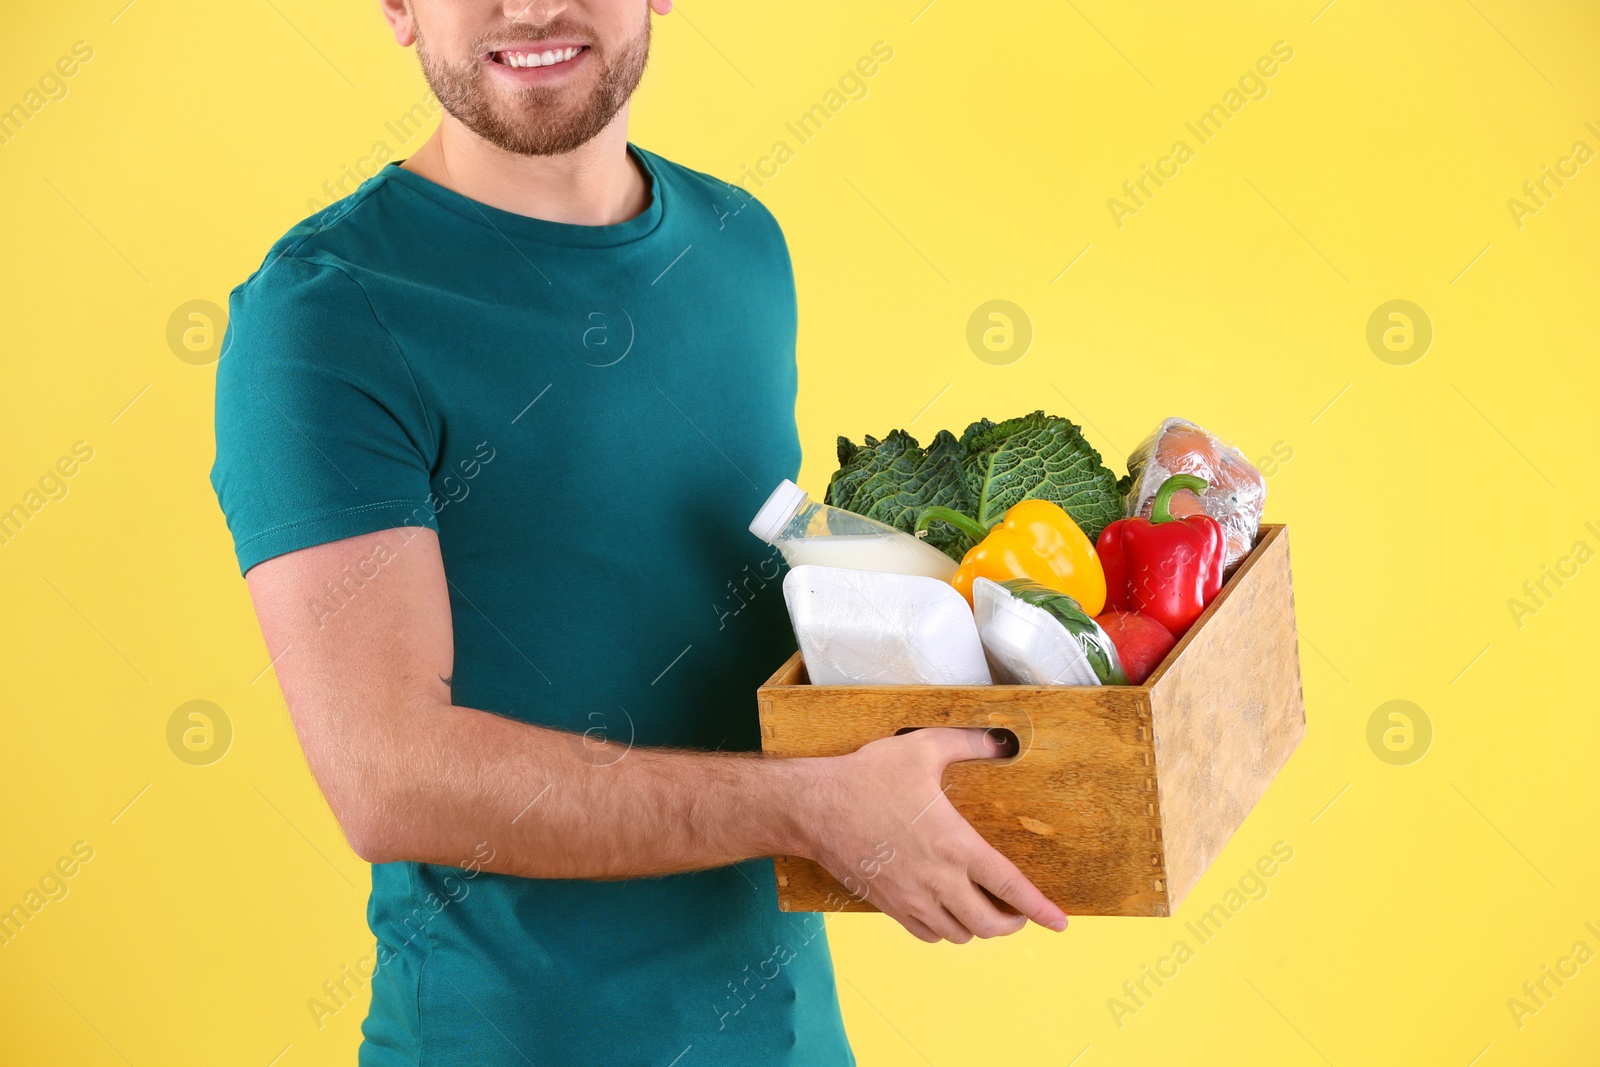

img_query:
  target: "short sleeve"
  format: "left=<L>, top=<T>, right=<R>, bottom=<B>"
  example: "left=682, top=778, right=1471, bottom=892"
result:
left=209, top=254, right=439, bottom=576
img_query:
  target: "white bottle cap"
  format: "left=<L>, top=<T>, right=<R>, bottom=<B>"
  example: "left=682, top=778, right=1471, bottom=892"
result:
left=749, top=479, right=808, bottom=544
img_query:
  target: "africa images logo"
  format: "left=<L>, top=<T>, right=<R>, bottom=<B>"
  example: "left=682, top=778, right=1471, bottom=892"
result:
left=1106, top=41, right=1295, bottom=229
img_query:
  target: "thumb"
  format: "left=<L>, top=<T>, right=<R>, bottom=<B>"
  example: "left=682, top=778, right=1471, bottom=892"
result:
left=917, top=726, right=1018, bottom=766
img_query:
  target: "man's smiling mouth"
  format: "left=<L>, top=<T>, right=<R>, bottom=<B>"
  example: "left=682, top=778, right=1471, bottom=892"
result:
left=489, top=45, right=589, bottom=69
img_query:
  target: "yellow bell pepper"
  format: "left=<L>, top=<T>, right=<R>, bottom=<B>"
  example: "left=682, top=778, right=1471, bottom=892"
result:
left=917, top=500, right=1107, bottom=614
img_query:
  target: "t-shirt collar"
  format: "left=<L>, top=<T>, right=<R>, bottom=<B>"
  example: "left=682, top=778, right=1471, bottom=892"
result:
left=379, top=142, right=666, bottom=248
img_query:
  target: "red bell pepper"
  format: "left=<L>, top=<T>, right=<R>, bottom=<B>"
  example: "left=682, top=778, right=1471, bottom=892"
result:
left=1096, top=474, right=1224, bottom=638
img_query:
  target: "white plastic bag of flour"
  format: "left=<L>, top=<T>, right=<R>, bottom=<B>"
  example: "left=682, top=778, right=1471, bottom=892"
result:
left=782, top=565, right=992, bottom=686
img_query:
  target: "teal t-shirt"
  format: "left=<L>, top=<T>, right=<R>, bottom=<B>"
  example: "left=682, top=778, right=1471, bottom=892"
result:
left=210, top=146, right=854, bottom=1066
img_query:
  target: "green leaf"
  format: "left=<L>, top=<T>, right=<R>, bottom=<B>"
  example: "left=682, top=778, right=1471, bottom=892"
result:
left=958, top=411, right=1124, bottom=542
left=825, top=412, right=1126, bottom=561
left=824, top=429, right=974, bottom=560
left=998, top=578, right=1130, bottom=686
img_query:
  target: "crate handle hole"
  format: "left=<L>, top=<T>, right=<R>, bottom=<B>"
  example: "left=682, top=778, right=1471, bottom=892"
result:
left=894, top=725, right=1021, bottom=761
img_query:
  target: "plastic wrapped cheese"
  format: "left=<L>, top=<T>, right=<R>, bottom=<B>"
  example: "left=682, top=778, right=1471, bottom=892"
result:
left=1122, top=417, right=1266, bottom=568
left=972, top=578, right=1129, bottom=686
left=782, top=565, right=991, bottom=686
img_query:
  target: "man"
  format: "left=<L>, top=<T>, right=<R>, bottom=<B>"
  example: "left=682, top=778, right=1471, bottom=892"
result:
left=210, top=1, right=1067, bottom=1062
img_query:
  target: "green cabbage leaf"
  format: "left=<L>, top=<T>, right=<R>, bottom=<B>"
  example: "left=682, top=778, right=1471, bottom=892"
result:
left=825, top=411, right=1124, bottom=562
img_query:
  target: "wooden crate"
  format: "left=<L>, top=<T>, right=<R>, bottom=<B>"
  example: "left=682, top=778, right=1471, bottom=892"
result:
left=757, top=523, right=1306, bottom=917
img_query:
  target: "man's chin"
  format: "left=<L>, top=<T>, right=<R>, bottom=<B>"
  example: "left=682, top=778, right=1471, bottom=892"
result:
left=465, top=113, right=615, bottom=157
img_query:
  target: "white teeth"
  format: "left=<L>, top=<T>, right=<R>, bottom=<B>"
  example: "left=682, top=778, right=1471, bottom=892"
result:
left=500, top=47, right=581, bottom=68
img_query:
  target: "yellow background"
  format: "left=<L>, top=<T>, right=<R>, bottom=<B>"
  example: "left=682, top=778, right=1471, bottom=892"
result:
left=3, top=1, right=1597, bottom=1063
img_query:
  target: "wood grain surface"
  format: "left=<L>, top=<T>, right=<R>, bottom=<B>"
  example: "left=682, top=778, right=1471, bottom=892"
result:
left=1147, top=525, right=1307, bottom=907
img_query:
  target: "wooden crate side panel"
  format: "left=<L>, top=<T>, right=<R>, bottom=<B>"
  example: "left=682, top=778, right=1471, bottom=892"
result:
left=1148, top=527, right=1307, bottom=908
left=758, top=684, right=1171, bottom=916
left=1141, top=525, right=1285, bottom=690
left=764, top=651, right=807, bottom=687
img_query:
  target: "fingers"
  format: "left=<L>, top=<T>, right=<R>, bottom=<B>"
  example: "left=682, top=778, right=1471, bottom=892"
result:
left=898, top=891, right=1024, bottom=944
left=897, top=913, right=943, bottom=943
left=887, top=899, right=962, bottom=944
left=922, top=905, right=975, bottom=944
left=943, top=882, right=1029, bottom=940
left=889, top=896, right=977, bottom=944
left=940, top=906, right=980, bottom=944
left=969, top=848, right=1068, bottom=932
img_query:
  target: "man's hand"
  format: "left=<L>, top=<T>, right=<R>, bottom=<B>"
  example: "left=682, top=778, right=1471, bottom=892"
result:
left=799, top=728, right=1069, bottom=943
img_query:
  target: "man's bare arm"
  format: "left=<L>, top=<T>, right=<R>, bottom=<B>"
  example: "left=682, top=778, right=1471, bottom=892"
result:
left=245, top=527, right=1068, bottom=941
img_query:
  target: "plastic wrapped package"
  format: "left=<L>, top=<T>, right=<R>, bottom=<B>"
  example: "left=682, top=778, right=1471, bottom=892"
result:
left=1122, top=417, right=1266, bottom=568
left=782, top=565, right=992, bottom=686
left=972, top=578, right=1129, bottom=686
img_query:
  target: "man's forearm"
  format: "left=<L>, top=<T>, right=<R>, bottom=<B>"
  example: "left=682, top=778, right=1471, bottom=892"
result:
left=248, top=532, right=1065, bottom=943
left=330, top=698, right=820, bottom=880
